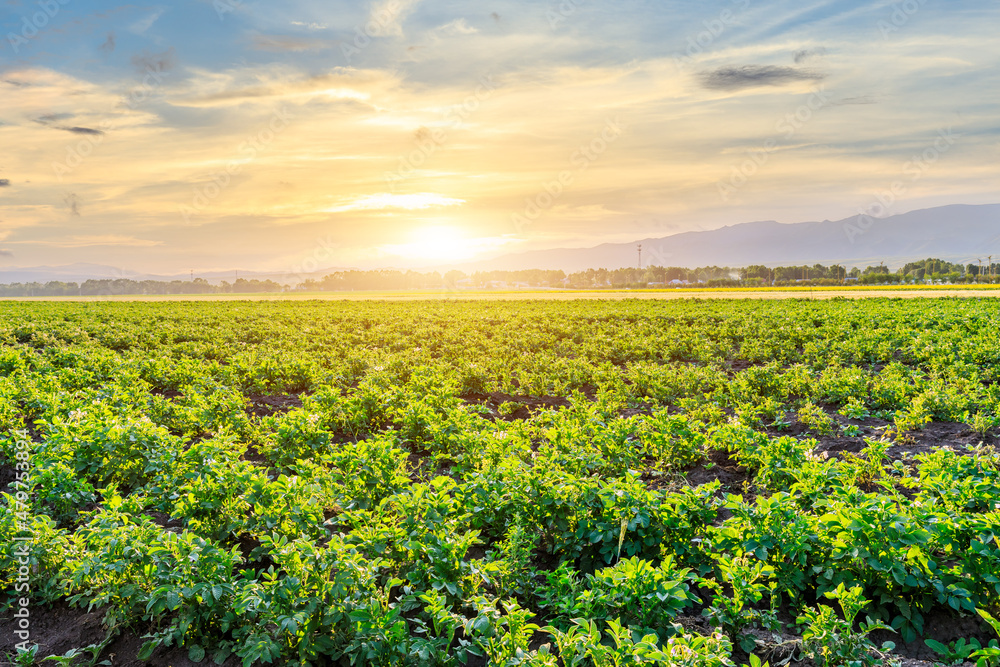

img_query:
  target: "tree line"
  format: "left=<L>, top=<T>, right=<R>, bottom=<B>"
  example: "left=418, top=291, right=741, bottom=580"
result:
left=0, top=258, right=997, bottom=296
left=0, top=278, right=285, bottom=297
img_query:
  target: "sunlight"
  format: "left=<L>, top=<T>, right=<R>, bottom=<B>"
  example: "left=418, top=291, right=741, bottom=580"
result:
left=381, top=226, right=513, bottom=262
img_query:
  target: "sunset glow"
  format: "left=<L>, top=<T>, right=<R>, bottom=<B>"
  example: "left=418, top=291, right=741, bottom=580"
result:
left=381, top=226, right=513, bottom=263
left=0, top=1, right=997, bottom=275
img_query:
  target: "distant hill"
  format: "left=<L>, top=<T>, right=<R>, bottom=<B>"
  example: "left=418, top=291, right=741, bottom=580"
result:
left=468, top=204, right=1000, bottom=272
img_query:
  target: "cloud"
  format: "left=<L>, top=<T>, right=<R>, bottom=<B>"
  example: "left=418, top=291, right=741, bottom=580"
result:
left=436, top=19, right=478, bottom=36
left=64, top=193, right=82, bottom=216
left=172, top=66, right=394, bottom=107
left=252, top=35, right=332, bottom=52
left=129, top=8, right=165, bottom=35
left=33, top=113, right=104, bottom=136
left=793, top=48, right=827, bottom=64
left=34, top=113, right=75, bottom=125
left=290, top=21, right=327, bottom=30
left=830, top=95, right=877, bottom=106
left=131, top=48, right=176, bottom=76
left=99, top=32, right=116, bottom=54
left=24, top=235, right=162, bottom=248
left=322, top=193, right=466, bottom=213
left=368, top=0, right=421, bottom=37
left=61, top=126, right=105, bottom=135
left=0, top=179, right=10, bottom=187
left=699, top=65, right=825, bottom=90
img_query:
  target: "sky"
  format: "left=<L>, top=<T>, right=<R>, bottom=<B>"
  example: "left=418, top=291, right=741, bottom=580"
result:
left=0, top=0, right=998, bottom=275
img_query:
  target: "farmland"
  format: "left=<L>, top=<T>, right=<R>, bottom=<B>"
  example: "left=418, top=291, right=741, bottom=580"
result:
left=1, top=298, right=999, bottom=666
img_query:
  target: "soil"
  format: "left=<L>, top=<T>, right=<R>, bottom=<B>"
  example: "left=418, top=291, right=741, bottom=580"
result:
left=686, top=447, right=751, bottom=494
left=870, top=607, right=994, bottom=663
left=0, top=601, right=241, bottom=667
left=245, top=393, right=303, bottom=418
left=0, top=457, right=16, bottom=495
left=767, top=412, right=997, bottom=462
left=461, top=391, right=571, bottom=421
left=728, top=358, right=765, bottom=374
left=150, top=389, right=183, bottom=400
left=143, top=511, right=184, bottom=532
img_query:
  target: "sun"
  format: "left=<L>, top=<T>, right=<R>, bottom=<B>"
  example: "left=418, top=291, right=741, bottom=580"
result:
left=388, top=226, right=471, bottom=262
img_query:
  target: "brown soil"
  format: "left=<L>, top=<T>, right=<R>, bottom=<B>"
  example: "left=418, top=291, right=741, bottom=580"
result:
left=687, top=447, right=751, bottom=494
left=768, top=412, right=996, bottom=462
left=871, top=607, right=992, bottom=664
left=461, top=391, right=572, bottom=420
left=0, top=601, right=241, bottom=667
left=142, top=511, right=184, bottom=532
left=245, top=394, right=303, bottom=418
left=0, top=457, right=16, bottom=494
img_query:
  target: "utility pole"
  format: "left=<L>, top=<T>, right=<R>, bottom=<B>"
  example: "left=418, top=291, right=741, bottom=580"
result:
left=637, top=244, right=642, bottom=270
left=990, top=256, right=994, bottom=283
left=190, top=270, right=193, bottom=282
left=979, top=259, right=983, bottom=284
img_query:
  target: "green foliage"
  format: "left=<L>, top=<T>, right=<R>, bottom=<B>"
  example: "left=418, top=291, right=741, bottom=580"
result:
left=640, top=413, right=707, bottom=470
left=4, top=298, right=1000, bottom=666
left=799, top=401, right=837, bottom=436
left=797, top=584, right=898, bottom=667
left=702, top=554, right=777, bottom=652
left=547, top=618, right=736, bottom=667
left=971, top=609, right=1000, bottom=667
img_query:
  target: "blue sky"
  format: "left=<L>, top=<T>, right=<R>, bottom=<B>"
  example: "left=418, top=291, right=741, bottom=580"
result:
left=1, top=0, right=997, bottom=273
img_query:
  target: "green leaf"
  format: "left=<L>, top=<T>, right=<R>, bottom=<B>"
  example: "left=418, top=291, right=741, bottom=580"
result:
left=137, top=640, right=158, bottom=660
left=924, top=639, right=948, bottom=655
left=979, top=609, right=1000, bottom=637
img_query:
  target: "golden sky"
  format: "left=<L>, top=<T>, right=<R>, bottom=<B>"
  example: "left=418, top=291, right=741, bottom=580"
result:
left=1, top=0, right=998, bottom=274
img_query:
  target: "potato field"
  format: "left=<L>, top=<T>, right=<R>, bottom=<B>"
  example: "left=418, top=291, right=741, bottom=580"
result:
left=1, top=298, right=999, bottom=667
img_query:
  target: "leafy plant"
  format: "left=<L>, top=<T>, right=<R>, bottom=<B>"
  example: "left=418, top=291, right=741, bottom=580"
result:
left=838, top=398, right=870, bottom=421
left=926, top=637, right=989, bottom=665
left=798, top=401, right=837, bottom=436
left=797, top=584, right=898, bottom=667
left=702, top=555, right=777, bottom=652
left=970, top=609, right=1000, bottom=667
left=967, top=411, right=999, bottom=438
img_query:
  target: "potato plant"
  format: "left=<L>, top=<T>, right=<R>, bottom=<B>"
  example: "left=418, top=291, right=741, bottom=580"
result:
left=1, top=298, right=999, bottom=666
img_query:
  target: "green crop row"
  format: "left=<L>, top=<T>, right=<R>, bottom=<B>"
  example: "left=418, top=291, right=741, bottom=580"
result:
left=0, top=298, right=998, bottom=666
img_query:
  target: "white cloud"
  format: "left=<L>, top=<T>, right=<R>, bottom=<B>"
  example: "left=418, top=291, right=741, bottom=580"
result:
left=290, top=21, right=328, bottom=31
left=129, top=8, right=165, bottom=35
left=437, top=19, right=478, bottom=36
left=367, top=0, right=421, bottom=38
left=13, top=235, right=163, bottom=248
left=322, top=193, right=466, bottom=213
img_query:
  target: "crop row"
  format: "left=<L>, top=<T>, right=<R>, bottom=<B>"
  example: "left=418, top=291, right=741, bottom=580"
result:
left=1, top=298, right=999, bottom=666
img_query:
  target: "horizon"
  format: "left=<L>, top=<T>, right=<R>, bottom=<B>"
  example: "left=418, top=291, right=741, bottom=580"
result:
left=1, top=1, right=998, bottom=275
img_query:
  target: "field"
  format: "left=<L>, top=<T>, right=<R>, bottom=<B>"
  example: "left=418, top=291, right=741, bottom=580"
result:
left=2, top=298, right=1000, bottom=667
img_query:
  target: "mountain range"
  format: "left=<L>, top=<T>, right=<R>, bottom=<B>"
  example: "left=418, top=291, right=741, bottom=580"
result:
left=1, top=204, right=997, bottom=283
left=466, top=204, right=1000, bottom=273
